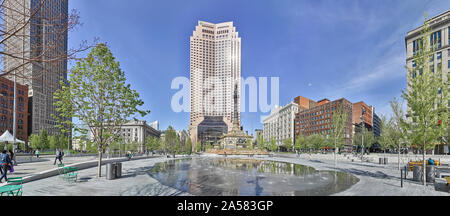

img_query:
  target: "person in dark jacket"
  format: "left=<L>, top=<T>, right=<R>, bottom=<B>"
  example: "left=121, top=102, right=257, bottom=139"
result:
left=8, top=150, right=17, bottom=166
left=0, top=150, right=12, bottom=183
left=54, top=149, right=63, bottom=165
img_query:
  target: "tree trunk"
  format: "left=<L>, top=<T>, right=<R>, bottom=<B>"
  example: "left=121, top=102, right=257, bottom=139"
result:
left=98, top=149, right=103, bottom=178
left=397, top=142, right=400, bottom=170
left=423, top=132, right=426, bottom=186
left=334, top=139, right=337, bottom=168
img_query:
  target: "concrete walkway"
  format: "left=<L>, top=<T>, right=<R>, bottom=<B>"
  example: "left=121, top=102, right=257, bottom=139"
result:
left=270, top=153, right=450, bottom=196
left=20, top=156, right=191, bottom=196
left=9, top=155, right=98, bottom=179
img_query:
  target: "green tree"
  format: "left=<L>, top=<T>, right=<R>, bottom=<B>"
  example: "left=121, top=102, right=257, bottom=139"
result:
left=85, top=140, right=97, bottom=153
left=205, top=142, right=213, bottom=150
left=269, top=137, right=278, bottom=152
left=146, top=136, right=161, bottom=153
left=48, top=135, right=58, bottom=150
left=196, top=141, right=202, bottom=153
left=127, top=141, right=140, bottom=152
left=327, top=103, right=347, bottom=168
left=353, top=128, right=376, bottom=155
left=53, top=43, right=150, bottom=177
left=246, top=139, right=253, bottom=149
left=164, top=126, right=179, bottom=157
left=378, top=114, right=396, bottom=160
left=175, top=139, right=182, bottom=154
left=108, top=138, right=121, bottom=155
left=185, top=137, right=192, bottom=155
left=308, top=134, right=326, bottom=152
left=256, top=134, right=265, bottom=150
left=29, top=134, right=41, bottom=150
left=110, top=136, right=125, bottom=156
left=294, top=134, right=305, bottom=154
left=402, top=14, right=448, bottom=185
left=390, top=97, right=409, bottom=170
left=39, top=128, right=49, bottom=150
left=283, top=138, right=292, bottom=152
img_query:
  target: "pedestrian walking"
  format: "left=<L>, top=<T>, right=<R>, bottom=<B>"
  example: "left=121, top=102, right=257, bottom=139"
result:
left=60, top=150, right=64, bottom=163
left=35, top=149, right=40, bottom=159
left=8, top=150, right=17, bottom=166
left=0, top=150, right=12, bottom=183
left=54, top=149, right=63, bottom=165
left=127, top=151, right=132, bottom=161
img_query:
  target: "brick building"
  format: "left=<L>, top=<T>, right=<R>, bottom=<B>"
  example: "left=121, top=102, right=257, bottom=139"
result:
left=0, top=77, right=29, bottom=142
left=352, top=101, right=373, bottom=132
left=294, top=97, right=353, bottom=151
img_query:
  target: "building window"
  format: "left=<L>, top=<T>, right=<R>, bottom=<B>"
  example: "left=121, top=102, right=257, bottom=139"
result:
left=430, top=30, right=441, bottom=49
left=413, top=39, right=422, bottom=55
left=437, top=52, right=442, bottom=60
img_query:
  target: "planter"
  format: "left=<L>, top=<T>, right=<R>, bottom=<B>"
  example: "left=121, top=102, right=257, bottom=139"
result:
left=412, top=165, right=422, bottom=182
left=426, top=165, right=435, bottom=183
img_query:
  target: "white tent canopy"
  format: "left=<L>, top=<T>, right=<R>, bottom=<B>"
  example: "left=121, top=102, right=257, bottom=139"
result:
left=0, top=130, right=25, bottom=144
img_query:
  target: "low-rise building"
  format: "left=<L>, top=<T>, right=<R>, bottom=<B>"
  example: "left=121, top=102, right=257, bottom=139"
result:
left=0, top=77, right=29, bottom=143
left=294, top=97, right=353, bottom=151
left=263, top=102, right=299, bottom=149
left=119, top=120, right=161, bottom=152
left=88, top=120, right=161, bottom=153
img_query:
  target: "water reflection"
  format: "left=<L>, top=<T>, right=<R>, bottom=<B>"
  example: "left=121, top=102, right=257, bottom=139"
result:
left=149, top=158, right=359, bottom=196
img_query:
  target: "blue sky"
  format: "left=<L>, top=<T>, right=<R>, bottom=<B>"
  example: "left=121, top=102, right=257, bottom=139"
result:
left=68, top=0, right=450, bottom=134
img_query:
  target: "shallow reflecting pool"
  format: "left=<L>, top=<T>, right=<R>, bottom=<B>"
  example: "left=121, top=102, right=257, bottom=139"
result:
left=149, top=157, right=359, bottom=196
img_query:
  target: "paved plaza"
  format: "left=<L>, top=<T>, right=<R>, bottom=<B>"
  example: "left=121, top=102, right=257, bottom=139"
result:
left=5, top=153, right=450, bottom=196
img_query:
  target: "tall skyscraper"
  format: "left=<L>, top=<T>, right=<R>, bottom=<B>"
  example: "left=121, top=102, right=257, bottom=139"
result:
left=188, top=21, right=241, bottom=145
left=3, top=0, right=69, bottom=135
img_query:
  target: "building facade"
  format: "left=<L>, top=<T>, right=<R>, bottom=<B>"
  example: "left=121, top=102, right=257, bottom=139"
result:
left=188, top=21, right=242, bottom=146
left=372, top=112, right=381, bottom=137
left=263, top=102, right=299, bottom=148
left=88, top=120, right=161, bottom=153
left=294, top=97, right=353, bottom=151
left=294, top=96, right=317, bottom=111
left=405, top=10, right=450, bottom=154
left=352, top=102, right=373, bottom=129
left=149, top=121, right=159, bottom=131
left=118, top=120, right=161, bottom=152
left=4, top=0, right=69, bottom=135
left=254, top=129, right=263, bottom=140
left=0, top=77, right=29, bottom=142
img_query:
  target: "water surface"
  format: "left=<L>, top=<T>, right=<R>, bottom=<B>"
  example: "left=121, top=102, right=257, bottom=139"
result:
left=149, top=157, right=359, bottom=196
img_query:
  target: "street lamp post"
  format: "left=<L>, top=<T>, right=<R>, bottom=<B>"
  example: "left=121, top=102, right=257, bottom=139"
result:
left=360, top=107, right=366, bottom=162
left=12, top=69, right=17, bottom=154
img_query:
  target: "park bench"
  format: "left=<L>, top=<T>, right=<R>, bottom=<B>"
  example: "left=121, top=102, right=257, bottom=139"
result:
left=57, top=164, right=77, bottom=183
left=445, top=177, right=450, bottom=186
left=57, top=164, right=65, bottom=178
left=0, top=177, right=23, bottom=196
left=62, top=166, right=78, bottom=183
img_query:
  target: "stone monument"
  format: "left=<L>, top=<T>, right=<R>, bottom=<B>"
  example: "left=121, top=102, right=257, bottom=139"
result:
left=218, top=83, right=253, bottom=149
